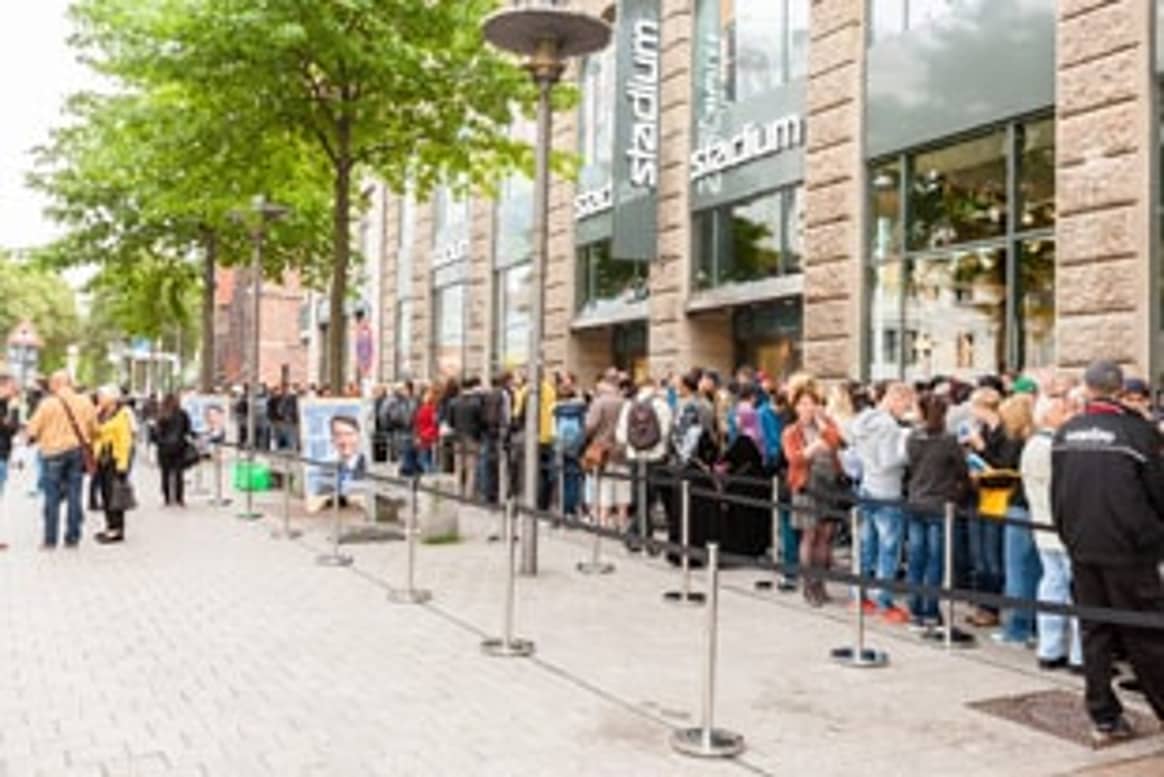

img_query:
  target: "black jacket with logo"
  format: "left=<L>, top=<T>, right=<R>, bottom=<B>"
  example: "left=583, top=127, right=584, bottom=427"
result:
left=1051, top=400, right=1164, bottom=565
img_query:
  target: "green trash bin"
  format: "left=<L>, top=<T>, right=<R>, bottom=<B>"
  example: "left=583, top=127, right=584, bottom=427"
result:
left=232, top=461, right=272, bottom=492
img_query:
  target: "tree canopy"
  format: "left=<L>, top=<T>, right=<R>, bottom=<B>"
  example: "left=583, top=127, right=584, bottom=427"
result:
left=0, top=252, right=82, bottom=375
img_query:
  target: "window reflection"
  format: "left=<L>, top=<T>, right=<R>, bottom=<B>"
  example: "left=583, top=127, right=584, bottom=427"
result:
left=1019, top=119, right=1055, bottom=231
left=577, top=240, right=645, bottom=312
left=495, top=264, right=532, bottom=370
left=693, top=187, right=802, bottom=291
left=908, top=129, right=1008, bottom=251
left=433, top=284, right=466, bottom=378
left=905, top=248, right=1007, bottom=379
left=870, top=160, right=902, bottom=260
left=578, top=47, right=616, bottom=180
left=868, top=261, right=905, bottom=380
left=1020, top=239, right=1055, bottom=369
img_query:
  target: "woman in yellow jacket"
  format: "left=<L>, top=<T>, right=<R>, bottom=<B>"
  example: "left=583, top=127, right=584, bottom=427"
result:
left=92, top=386, right=134, bottom=543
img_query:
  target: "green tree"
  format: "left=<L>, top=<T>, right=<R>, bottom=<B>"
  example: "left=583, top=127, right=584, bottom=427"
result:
left=0, top=252, right=82, bottom=374
left=30, top=84, right=333, bottom=392
left=70, top=0, right=542, bottom=391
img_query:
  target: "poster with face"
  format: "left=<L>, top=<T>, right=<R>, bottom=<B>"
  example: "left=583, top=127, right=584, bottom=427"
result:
left=299, top=397, right=373, bottom=512
left=182, top=394, right=230, bottom=442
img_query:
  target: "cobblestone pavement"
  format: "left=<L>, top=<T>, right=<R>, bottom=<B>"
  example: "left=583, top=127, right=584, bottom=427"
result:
left=1, top=458, right=1162, bottom=777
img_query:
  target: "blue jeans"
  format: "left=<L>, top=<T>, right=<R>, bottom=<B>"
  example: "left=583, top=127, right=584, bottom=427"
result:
left=477, top=439, right=498, bottom=504
left=1001, top=507, right=1043, bottom=642
left=42, top=448, right=85, bottom=546
left=968, top=512, right=1004, bottom=610
left=778, top=510, right=800, bottom=579
left=1036, top=549, right=1082, bottom=665
left=907, top=514, right=944, bottom=620
left=561, top=455, right=582, bottom=516
left=0, top=458, right=8, bottom=496
left=864, top=497, right=905, bottom=610
left=417, top=448, right=434, bottom=475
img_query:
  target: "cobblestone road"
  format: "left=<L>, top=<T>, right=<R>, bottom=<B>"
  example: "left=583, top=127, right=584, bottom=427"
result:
left=1, top=459, right=1161, bottom=777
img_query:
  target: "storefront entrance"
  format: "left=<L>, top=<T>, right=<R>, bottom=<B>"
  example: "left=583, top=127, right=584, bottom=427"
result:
left=732, top=297, right=802, bottom=380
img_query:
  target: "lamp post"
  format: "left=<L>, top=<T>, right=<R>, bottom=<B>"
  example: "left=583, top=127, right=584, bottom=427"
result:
left=235, top=195, right=289, bottom=520
left=483, top=0, right=610, bottom=576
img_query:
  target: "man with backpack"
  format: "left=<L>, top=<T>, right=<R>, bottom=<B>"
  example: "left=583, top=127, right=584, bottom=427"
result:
left=478, top=374, right=511, bottom=504
left=617, top=379, right=673, bottom=548
left=451, top=377, right=485, bottom=497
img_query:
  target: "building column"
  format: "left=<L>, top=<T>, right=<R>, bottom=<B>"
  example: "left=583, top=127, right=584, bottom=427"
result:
left=467, top=200, right=495, bottom=379
left=1055, top=0, right=1158, bottom=378
left=802, top=0, right=867, bottom=380
left=411, top=203, right=435, bottom=382
left=545, top=90, right=580, bottom=377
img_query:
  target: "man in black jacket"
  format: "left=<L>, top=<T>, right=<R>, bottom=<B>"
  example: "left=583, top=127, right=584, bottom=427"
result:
left=1051, top=360, right=1164, bottom=744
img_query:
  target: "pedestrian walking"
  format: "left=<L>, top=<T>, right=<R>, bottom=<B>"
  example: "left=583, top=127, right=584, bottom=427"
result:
left=1051, top=360, right=1164, bottom=746
left=23, top=370, right=97, bottom=549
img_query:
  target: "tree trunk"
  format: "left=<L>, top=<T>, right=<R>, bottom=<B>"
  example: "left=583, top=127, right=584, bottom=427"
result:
left=199, top=227, right=218, bottom=393
left=327, top=122, right=353, bottom=394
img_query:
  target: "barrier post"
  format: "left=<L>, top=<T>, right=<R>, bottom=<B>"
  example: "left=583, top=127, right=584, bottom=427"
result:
left=480, top=495, right=535, bottom=657
left=670, top=543, right=745, bottom=758
left=664, top=479, right=705, bottom=605
left=316, top=462, right=354, bottom=567
left=830, top=506, right=889, bottom=668
left=577, top=468, right=615, bottom=575
left=387, top=476, right=432, bottom=604
left=635, top=460, right=649, bottom=555
left=555, top=448, right=566, bottom=528
left=755, top=475, right=781, bottom=591
left=924, top=502, right=975, bottom=649
left=489, top=446, right=508, bottom=543
left=270, top=453, right=302, bottom=540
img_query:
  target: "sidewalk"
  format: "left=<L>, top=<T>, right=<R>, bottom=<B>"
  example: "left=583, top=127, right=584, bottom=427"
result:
left=0, top=459, right=1161, bottom=777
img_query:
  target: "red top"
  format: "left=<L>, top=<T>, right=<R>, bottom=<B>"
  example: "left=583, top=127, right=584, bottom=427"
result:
left=415, top=402, right=439, bottom=448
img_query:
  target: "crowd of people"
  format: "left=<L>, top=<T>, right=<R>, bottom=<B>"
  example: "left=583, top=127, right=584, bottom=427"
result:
left=371, top=360, right=1164, bottom=744
left=1, top=359, right=1162, bottom=744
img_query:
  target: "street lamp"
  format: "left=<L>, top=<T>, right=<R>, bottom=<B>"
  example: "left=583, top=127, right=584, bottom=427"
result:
left=483, top=1, right=610, bottom=576
left=233, top=195, right=289, bottom=520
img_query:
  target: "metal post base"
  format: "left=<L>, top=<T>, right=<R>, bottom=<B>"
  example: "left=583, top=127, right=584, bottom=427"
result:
left=387, top=588, right=432, bottom=605
left=270, top=528, right=303, bottom=540
left=208, top=497, right=233, bottom=507
left=829, top=646, right=890, bottom=668
left=662, top=590, right=706, bottom=606
left=480, top=638, right=535, bottom=658
left=670, top=727, right=745, bottom=759
left=315, top=553, right=354, bottom=567
left=922, top=626, right=977, bottom=648
left=576, top=560, right=615, bottom=575
left=236, top=510, right=263, bottom=521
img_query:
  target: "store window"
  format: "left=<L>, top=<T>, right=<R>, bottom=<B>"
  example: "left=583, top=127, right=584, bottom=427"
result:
left=394, top=193, right=415, bottom=377
left=692, top=185, right=804, bottom=292
left=433, top=186, right=470, bottom=254
left=868, top=117, right=1055, bottom=380
left=693, top=0, right=809, bottom=114
left=869, top=0, right=979, bottom=43
left=494, top=263, right=532, bottom=372
left=578, top=46, right=616, bottom=180
left=432, top=283, right=466, bottom=378
left=576, top=239, right=646, bottom=313
left=732, top=298, right=803, bottom=379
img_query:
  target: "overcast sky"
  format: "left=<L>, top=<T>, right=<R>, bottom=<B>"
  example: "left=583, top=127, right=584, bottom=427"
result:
left=0, top=0, right=97, bottom=252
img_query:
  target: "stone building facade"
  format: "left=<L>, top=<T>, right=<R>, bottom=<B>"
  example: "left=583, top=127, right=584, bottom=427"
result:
left=370, top=0, right=1163, bottom=387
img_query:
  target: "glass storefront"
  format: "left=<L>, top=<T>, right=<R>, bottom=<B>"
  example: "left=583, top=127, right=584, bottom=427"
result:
left=693, top=0, right=809, bottom=109
left=432, top=283, right=466, bottom=378
left=394, top=192, right=415, bottom=377
left=494, top=263, right=532, bottom=372
left=612, top=321, right=649, bottom=383
left=732, top=298, right=803, bottom=379
left=868, top=116, right=1055, bottom=380
left=493, top=123, right=536, bottom=373
left=576, top=239, right=646, bottom=314
left=692, top=185, right=804, bottom=291
left=577, top=46, right=616, bottom=193
left=869, top=0, right=978, bottom=43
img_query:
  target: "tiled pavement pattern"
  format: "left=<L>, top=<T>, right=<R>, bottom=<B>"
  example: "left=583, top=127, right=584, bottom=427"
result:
left=1, top=458, right=1162, bottom=777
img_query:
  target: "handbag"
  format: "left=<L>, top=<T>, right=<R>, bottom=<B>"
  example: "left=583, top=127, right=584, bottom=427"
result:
left=581, top=438, right=612, bottom=473
left=180, top=439, right=202, bottom=470
left=108, top=475, right=138, bottom=512
left=58, top=396, right=97, bottom=475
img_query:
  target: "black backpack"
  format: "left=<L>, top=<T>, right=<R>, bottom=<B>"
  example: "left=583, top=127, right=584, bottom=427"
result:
left=481, top=389, right=507, bottom=437
left=626, top=398, right=662, bottom=452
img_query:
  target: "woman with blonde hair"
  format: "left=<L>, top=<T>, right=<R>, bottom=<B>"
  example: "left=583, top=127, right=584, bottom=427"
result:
left=92, top=386, right=134, bottom=543
left=782, top=379, right=844, bottom=606
left=995, top=393, right=1042, bottom=645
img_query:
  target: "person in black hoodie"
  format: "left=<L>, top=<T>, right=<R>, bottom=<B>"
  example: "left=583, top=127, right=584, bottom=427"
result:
left=1052, top=360, right=1164, bottom=745
left=905, top=393, right=969, bottom=628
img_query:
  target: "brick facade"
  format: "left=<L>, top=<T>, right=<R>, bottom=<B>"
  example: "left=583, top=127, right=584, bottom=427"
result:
left=215, top=267, right=309, bottom=387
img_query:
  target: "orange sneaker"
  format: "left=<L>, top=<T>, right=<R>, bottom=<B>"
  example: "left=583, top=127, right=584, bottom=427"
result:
left=851, top=598, right=879, bottom=615
left=882, top=606, right=911, bottom=625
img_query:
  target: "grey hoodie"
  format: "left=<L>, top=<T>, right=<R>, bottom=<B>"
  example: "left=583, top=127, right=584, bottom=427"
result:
left=849, top=407, right=910, bottom=499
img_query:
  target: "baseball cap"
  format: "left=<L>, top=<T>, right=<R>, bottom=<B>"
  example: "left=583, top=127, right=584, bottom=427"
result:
left=1123, top=377, right=1151, bottom=398
left=1011, top=376, right=1038, bottom=395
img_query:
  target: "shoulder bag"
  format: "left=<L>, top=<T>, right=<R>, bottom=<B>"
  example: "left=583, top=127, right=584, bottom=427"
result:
left=59, top=396, right=97, bottom=475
